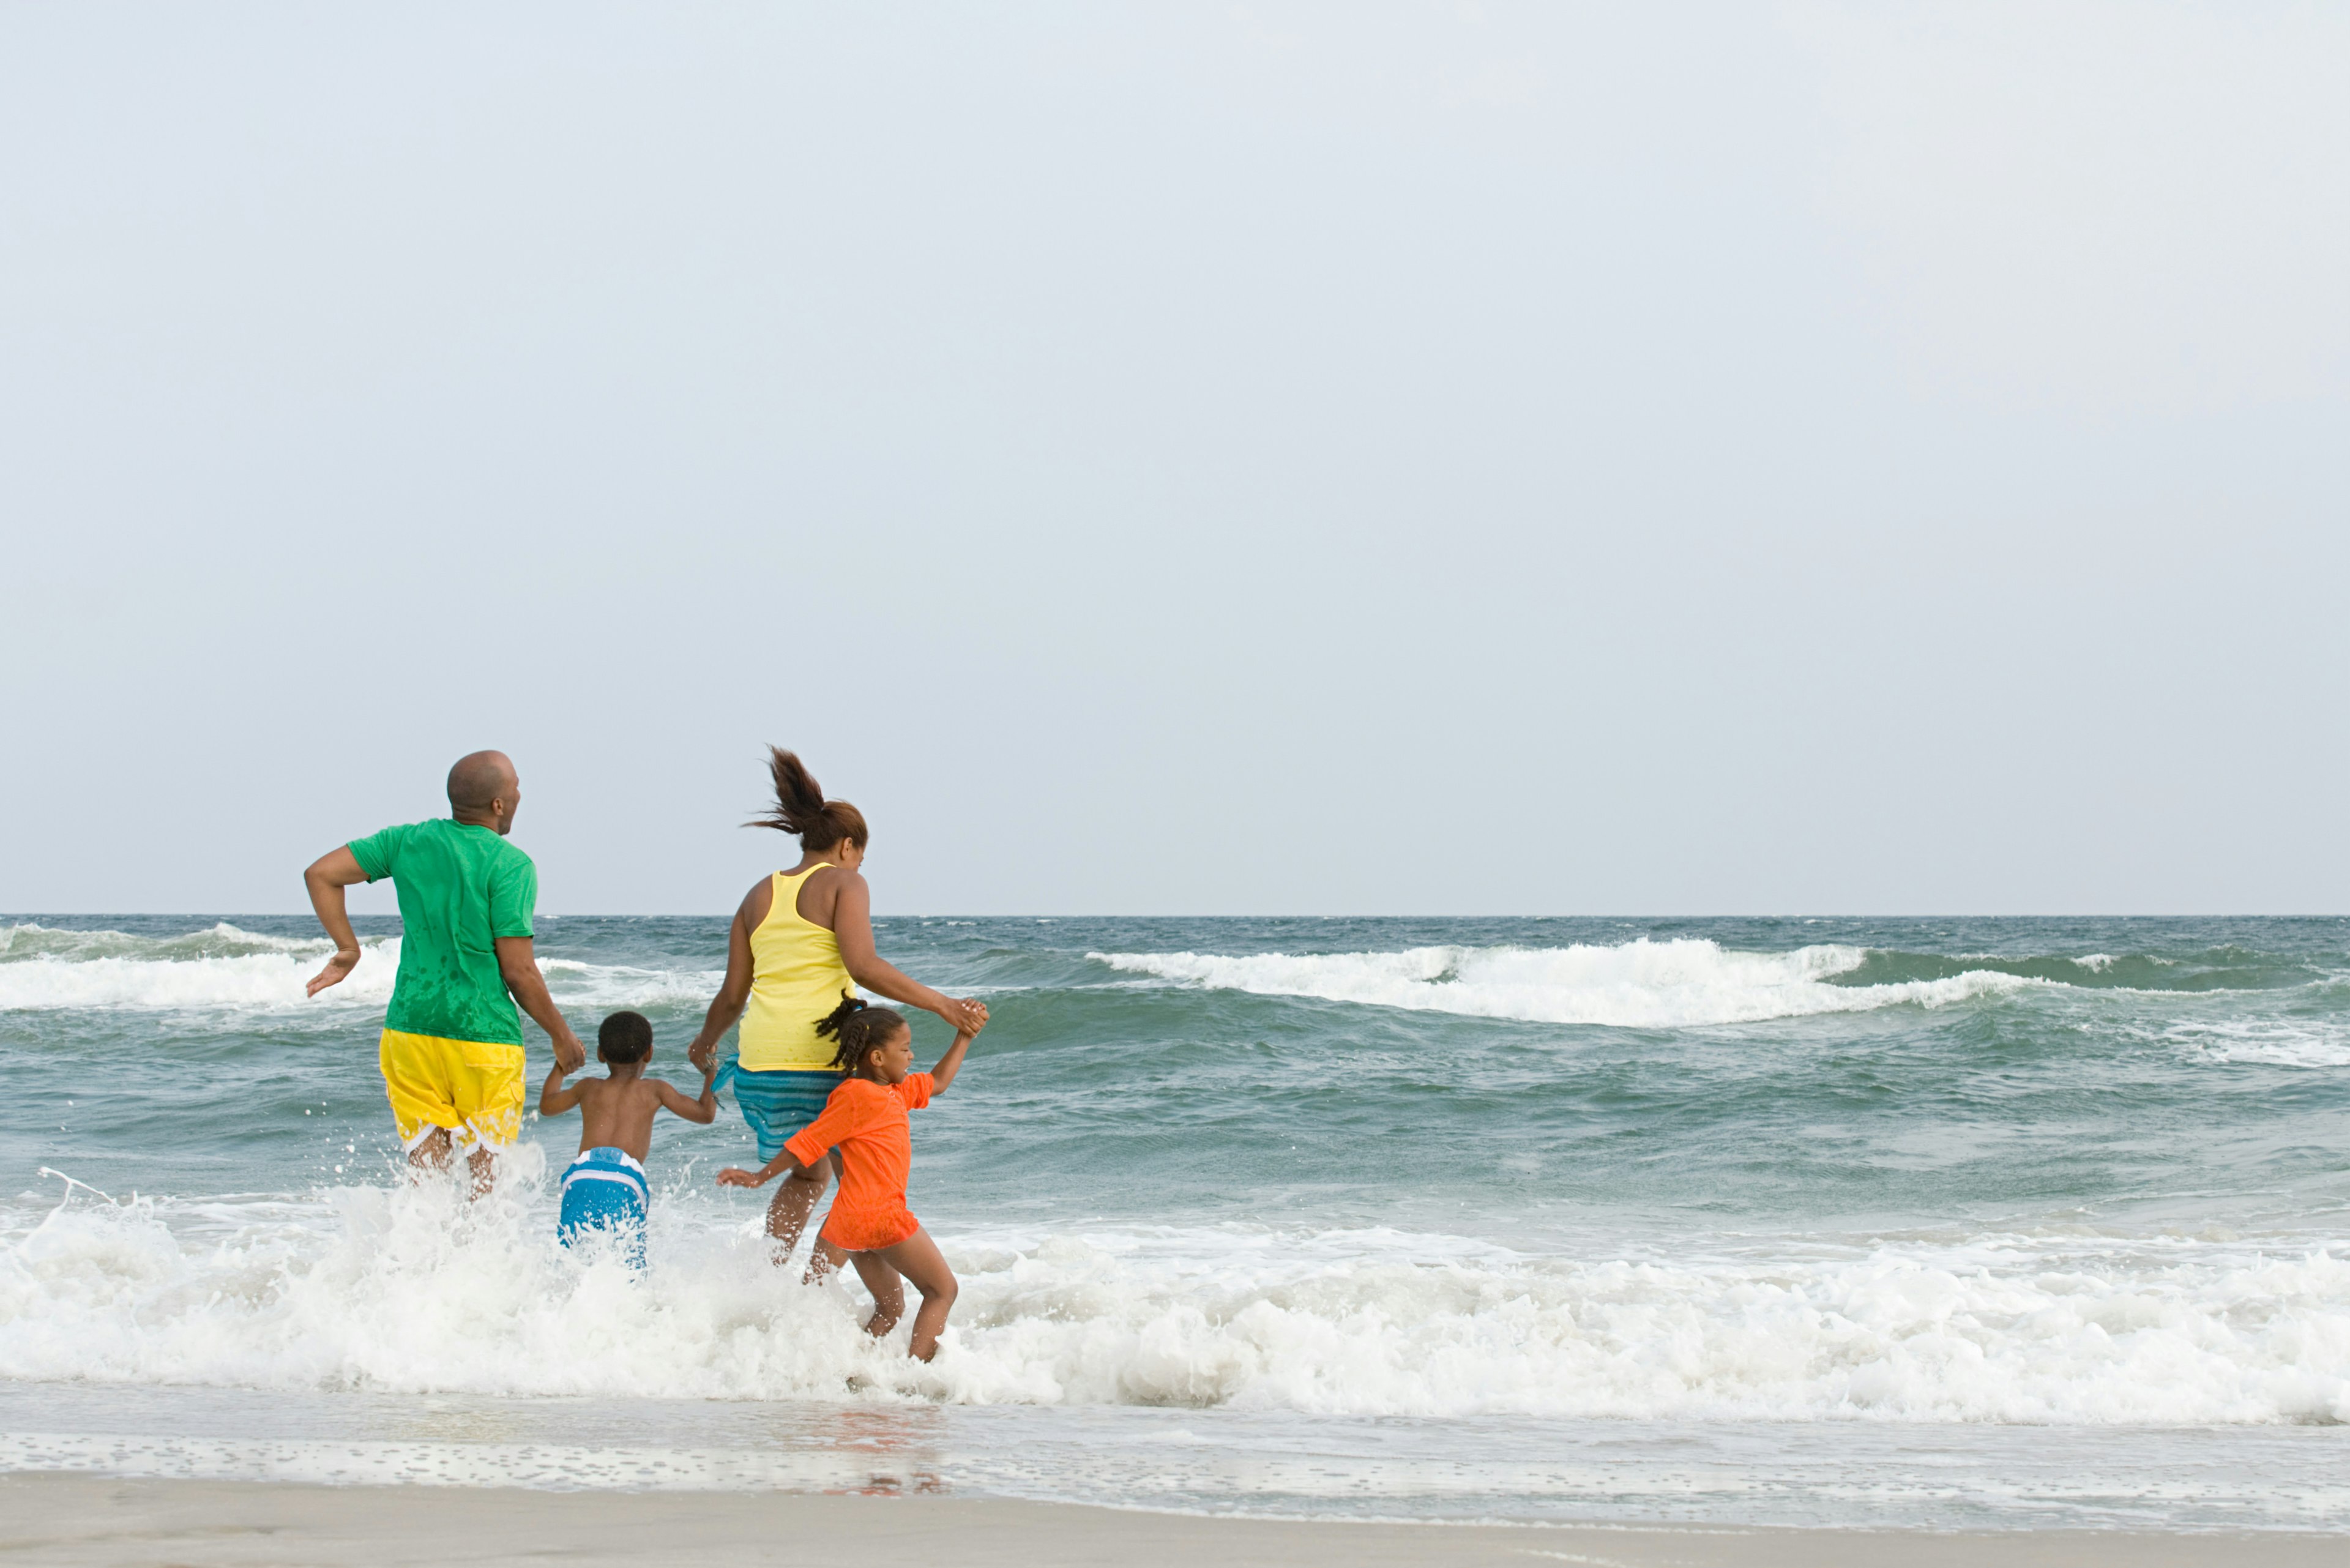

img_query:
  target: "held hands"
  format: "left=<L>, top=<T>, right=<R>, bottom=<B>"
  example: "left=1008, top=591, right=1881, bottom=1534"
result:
left=553, top=1029, right=588, bottom=1073
left=715, top=1167, right=767, bottom=1189
left=305, top=948, right=362, bottom=998
left=939, top=996, right=989, bottom=1032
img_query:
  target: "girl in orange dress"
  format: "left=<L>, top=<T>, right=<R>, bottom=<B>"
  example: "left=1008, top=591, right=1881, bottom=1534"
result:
left=717, top=996, right=982, bottom=1361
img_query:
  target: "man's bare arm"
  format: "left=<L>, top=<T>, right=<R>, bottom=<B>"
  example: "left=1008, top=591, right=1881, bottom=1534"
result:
left=497, top=936, right=588, bottom=1072
left=303, top=848, right=370, bottom=998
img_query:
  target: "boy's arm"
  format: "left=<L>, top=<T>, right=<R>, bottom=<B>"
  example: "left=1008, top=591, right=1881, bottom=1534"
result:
left=927, top=1021, right=982, bottom=1094
left=539, top=1063, right=586, bottom=1116
left=652, top=1065, right=718, bottom=1126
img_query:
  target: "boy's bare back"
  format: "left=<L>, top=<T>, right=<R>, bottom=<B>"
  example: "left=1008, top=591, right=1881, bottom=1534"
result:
left=542, top=1053, right=717, bottom=1161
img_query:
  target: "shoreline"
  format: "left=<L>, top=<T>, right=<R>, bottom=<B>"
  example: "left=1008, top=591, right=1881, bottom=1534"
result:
left=4, top=1474, right=2346, bottom=1567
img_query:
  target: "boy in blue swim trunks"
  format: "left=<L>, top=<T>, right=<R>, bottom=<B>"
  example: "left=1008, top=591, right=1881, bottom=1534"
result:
left=540, top=1010, right=717, bottom=1266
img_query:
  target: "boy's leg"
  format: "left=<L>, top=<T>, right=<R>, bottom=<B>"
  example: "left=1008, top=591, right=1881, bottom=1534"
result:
left=848, top=1252, right=907, bottom=1337
left=871, top=1227, right=958, bottom=1362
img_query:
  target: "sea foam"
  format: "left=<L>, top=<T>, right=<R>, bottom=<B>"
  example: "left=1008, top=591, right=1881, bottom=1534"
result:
left=4, top=1179, right=2346, bottom=1426
left=1091, top=939, right=2042, bottom=1028
left=0, top=924, right=718, bottom=1014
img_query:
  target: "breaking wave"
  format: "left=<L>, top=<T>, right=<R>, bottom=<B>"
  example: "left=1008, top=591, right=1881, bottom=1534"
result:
left=0, top=923, right=717, bottom=1013
left=1090, top=939, right=2045, bottom=1028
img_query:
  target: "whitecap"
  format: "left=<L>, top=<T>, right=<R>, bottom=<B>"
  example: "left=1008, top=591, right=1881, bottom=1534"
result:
left=1087, top=940, right=2038, bottom=1029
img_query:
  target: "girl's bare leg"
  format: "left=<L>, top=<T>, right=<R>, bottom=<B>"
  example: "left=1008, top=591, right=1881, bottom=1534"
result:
left=871, top=1227, right=958, bottom=1361
left=764, top=1152, right=837, bottom=1258
left=848, top=1252, right=907, bottom=1337
left=805, top=1237, right=847, bottom=1285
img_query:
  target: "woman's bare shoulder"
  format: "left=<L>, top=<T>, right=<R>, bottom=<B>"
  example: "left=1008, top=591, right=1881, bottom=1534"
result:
left=738, top=875, right=775, bottom=927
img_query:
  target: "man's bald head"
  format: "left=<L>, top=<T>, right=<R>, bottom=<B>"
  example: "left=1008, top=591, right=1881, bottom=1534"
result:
left=447, top=750, right=520, bottom=832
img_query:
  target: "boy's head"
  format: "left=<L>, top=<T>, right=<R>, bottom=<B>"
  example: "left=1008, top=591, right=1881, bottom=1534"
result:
left=599, top=1010, right=654, bottom=1066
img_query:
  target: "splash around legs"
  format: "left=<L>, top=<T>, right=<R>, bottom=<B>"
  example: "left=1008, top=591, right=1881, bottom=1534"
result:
left=809, top=1225, right=958, bottom=1361
left=405, top=1126, right=497, bottom=1200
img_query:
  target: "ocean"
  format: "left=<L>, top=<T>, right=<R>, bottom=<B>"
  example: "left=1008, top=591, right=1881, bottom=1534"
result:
left=2, top=914, right=2346, bottom=1531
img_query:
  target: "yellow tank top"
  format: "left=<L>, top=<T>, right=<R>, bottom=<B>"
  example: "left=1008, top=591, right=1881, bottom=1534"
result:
left=737, top=866, right=857, bottom=1072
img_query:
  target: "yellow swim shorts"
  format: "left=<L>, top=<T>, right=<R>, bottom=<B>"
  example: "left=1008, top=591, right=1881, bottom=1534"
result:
left=378, top=1029, right=526, bottom=1152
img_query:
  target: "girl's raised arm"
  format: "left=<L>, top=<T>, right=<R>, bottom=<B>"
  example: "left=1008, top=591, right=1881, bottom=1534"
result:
left=928, top=1022, right=982, bottom=1094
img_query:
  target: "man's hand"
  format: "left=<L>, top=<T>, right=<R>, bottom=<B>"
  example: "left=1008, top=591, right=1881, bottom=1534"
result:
left=302, top=848, right=369, bottom=999
left=553, top=1026, right=588, bottom=1073
left=305, top=947, right=362, bottom=998
left=715, top=1167, right=766, bottom=1189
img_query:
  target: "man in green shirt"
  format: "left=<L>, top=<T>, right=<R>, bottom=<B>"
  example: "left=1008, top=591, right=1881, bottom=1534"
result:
left=303, top=750, right=587, bottom=1192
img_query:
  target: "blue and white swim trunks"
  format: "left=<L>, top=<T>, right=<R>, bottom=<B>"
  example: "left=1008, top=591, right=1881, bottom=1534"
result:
left=559, top=1146, right=649, bottom=1266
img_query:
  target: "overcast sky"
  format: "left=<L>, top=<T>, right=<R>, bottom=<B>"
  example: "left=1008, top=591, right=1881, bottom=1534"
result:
left=5, top=3, right=2347, bottom=916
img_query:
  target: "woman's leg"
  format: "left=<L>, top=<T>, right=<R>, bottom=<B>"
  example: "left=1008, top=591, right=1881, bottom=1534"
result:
left=871, top=1227, right=958, bottom=1361
left=764, top=1151, right=838, bottom=1257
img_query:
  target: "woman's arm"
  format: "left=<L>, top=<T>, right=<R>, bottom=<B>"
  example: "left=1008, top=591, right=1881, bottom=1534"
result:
left=830, top=876, right=988, bottom=1032
left=687, top=886, right=765, bottom=1072
left=927, top=1025, right=980, bottom=1095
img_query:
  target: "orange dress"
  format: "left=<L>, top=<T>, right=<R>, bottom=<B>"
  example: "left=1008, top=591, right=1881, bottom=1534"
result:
left=784, top=1072, right=934, bottom=1251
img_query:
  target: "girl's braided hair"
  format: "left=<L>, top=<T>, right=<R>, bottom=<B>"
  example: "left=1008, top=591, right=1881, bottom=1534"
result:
left=815, top=994, right=906, bottom=1075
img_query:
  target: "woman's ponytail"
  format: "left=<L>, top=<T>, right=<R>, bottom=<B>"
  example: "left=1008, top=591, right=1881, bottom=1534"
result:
left=747, top=746, right=870, bottom=852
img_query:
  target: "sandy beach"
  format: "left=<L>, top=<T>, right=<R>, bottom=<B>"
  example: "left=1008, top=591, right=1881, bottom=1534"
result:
left=0, top=1474, right=2338, bottom=1568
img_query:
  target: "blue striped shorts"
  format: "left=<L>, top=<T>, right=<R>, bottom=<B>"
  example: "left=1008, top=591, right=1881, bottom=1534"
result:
left=715, top=1061, right=844, bottom=1162
left=559, top=1146, right=649, bottom=1267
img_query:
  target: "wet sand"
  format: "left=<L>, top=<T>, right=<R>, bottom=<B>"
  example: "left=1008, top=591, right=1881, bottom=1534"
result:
left=0, top=1473, right=2339, bottom=1567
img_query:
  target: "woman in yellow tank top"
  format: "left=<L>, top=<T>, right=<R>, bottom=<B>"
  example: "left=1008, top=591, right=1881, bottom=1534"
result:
left=688, top=748, right=988, bottom=1255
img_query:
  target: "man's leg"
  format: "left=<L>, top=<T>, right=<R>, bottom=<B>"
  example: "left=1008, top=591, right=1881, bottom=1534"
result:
left=403, top=1128, right=493, bottom=1198
left=870, top=1228, right=958, bottom=1362
left=384, top=1032, right=513, bottom=1200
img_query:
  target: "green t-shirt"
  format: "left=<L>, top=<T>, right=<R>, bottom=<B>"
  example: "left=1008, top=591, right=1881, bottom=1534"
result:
left=348, top=818, right=539, bottom=1046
